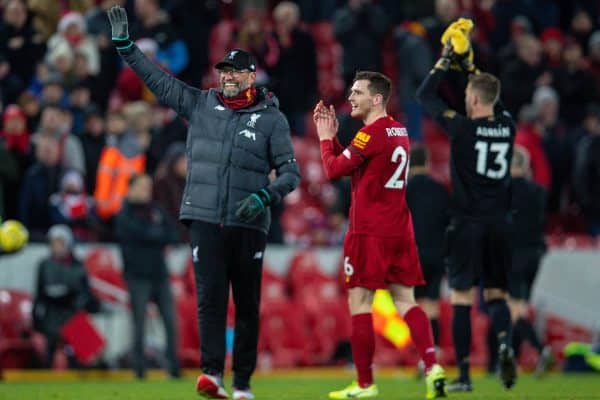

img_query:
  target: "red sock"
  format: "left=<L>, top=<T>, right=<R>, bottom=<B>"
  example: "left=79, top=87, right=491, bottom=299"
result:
left=351, top=313, right=375, bottom=388
left=404, top=306, right=437, bottom=372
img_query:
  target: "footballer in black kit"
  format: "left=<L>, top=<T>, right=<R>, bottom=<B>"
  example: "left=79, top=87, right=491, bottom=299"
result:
left=416, top=40, right=518, bottom=391
left=407, top=147, right=450, bottom=349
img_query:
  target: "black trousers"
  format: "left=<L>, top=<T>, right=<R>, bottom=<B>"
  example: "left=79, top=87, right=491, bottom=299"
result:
left=125, top=278, right=180, bottom=378
left=188, top=221, right=266, bottom=389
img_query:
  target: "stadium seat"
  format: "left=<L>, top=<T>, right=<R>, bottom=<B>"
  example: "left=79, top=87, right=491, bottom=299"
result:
left=0, top=290, right=40, bottom=368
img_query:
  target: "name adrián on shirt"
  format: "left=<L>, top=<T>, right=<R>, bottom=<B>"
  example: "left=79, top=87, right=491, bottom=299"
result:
left=476, top=126, right=510, bottom=138
left=386, top=127, right=407, bottom=137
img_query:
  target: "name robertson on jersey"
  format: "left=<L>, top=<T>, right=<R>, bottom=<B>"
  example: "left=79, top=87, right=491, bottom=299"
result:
left=386, top=127, right=408, bottom=137
left=476, top=126, right=510, bottom=138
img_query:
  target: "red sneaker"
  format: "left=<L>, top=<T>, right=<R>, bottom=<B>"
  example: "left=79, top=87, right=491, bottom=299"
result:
left=196, top=374, right=230, bottom=399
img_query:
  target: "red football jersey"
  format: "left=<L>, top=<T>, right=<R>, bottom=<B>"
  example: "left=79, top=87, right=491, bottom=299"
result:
left=320, top=116, right=414, bottom=237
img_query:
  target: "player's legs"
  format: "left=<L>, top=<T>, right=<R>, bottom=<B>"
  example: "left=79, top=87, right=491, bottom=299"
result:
left=348, top=287, right=376, bottom=387
left=448, top=288, right=475, bottom=391
left=330, top=234, right=381, bottom=399
left=229, top=226, right=267, bottom=393
left=329, top=287, right=378, bottom=399
left=390, top=283, right=446, bottom=399
left=484, top=221, right=517, bottom=389
left=189, top=221, right=230, bottom=398
left=446, top=220, right=480, bottom=390
left=415, top=258, right=444, bottom=347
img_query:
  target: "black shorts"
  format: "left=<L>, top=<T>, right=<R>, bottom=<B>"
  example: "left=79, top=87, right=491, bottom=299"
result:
left=445, top=218, right=511, bottom=291
left=508, top=247, right=543, bottom=300
left=414, top=252, right=444, bottom=300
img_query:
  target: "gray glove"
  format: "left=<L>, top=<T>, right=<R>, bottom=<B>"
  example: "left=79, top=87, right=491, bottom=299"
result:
left=107, top=6, right=132, bottom=49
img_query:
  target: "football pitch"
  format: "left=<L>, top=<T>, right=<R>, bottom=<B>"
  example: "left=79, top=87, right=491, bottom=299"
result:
left=1, top=370, right=599, bottom=400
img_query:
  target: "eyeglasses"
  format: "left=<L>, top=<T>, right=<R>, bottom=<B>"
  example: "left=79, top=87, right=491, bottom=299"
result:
left=218, top=69, right=250, bottom=76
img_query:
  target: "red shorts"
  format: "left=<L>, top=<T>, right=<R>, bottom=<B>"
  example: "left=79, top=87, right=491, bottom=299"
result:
left=342, top=233, right=425, bottom=290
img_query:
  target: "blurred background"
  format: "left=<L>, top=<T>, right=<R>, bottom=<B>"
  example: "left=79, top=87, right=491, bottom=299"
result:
left=0, top=0, right=599, bottom=378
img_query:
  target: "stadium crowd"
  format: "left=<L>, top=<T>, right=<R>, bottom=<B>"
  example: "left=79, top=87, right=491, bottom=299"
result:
left=0, top=0, right=599, bottom=245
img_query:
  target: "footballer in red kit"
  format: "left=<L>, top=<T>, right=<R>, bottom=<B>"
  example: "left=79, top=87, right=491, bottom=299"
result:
left=322, top=115, right=424, bottom=290
left=315, top=71, right=447, bottom=400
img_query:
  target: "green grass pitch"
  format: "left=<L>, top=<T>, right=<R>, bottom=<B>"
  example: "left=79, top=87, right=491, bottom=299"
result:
left=1, top=372, right=599, bottom=400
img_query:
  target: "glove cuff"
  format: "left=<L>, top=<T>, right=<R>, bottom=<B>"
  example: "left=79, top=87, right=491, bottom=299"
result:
left=256, top=188, right=271, bottom=207
left=112, top=37, right=133, bottom=51
left=434, top=57, right=451, bottom=71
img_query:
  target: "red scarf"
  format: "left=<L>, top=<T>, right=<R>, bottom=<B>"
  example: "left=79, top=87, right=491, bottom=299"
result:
left=217, top=87, right=257, bottom=110
left=2, top=130, right=29, bottom=153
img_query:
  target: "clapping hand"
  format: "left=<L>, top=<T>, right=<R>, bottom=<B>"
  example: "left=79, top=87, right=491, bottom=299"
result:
left=313, top=100, right=339, bottom=141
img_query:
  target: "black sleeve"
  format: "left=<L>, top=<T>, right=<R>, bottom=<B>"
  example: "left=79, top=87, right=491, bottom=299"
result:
left=118, top=45, right=202, bottom=119
left=416, top=68, right=471, bottom=137
left=266, top=116, right=301, bottom=205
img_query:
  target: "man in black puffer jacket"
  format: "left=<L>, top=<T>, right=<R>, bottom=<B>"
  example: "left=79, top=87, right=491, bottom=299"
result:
left=107, top=7, right=300, bottom=399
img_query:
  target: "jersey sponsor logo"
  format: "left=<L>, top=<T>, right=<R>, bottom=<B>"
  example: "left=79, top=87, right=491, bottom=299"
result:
left=476, top=126, right=511, bottom=138
left=352, top=131, right=371, bottom=149
left=238, top=129, right=256, bottom=141
left=247, top=113, right=261, bottom=128
left=386, top=127, right=407, bottom=137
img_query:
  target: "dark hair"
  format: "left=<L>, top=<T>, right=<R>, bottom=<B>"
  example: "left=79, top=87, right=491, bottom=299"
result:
left=353, top=71, right=392, bottom=104
left=468, top=72, right=500, bottom=105
left=410, top=147, right=427, bottom=168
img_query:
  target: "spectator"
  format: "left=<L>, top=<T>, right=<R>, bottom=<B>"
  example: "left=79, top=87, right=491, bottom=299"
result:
left=496, top=15, right=533, bottom=67
left=49, top=170, right=94, bottom=240
left=587, top=31, right=600, bottom=97
left=167, top=0, right=219, bottom=87
left=268, top=1, right=317, bottom=137
left=28, top=0, right=94, bottom=41
left=515, top=105, right=552, bottom=190
left=333, top=0, right=389, bottom=86
left=533, top=86, right=570, bottom=213
left=114, top=173, right=180, bottom=379
left=122, top=101, right=155, bottom=173
left=19, top=134, right=63, bottom=239
left=394, top=23, right=433, bottom=141
left=85, top=0, right=125, bottom=109
left=116, top=39, right=161, bottom=104
left=153, top=142, right=187, bottom=242
left=539, top=27, right=565, bottom=70
left=420, top=0, right=459, bottom=54
left=554, top=39, right=596, bottom=126
left=235, top=7, right=280, bottom=83
left=93, top=110, right=145, bottom=223
left=500, top=34, right=551, bottom=117
left=39, top=78, right=68, bottom=108
left=130, top=0, right=189, bottom=75
left=0, top=132, right=19, bottom=220
left=573, top=104, right=600, bottom=236
left=0, top=0, right=46, bottom=87
left=46, top=12, right=100, bottom=76
left=0, top=53, right=25, bottom=106
left=1, top=104, right=33, bottom=220
left=69, top=82, right=93, bottom=135
left=32, top=224, right=100, bottom=367
left=35, top=104, right=86, bottom=175
left=18, top=91, right=42, bottom=134
left=569, top=7, right=594, bottom=55
left=80, top=105, right=106, bottom=195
